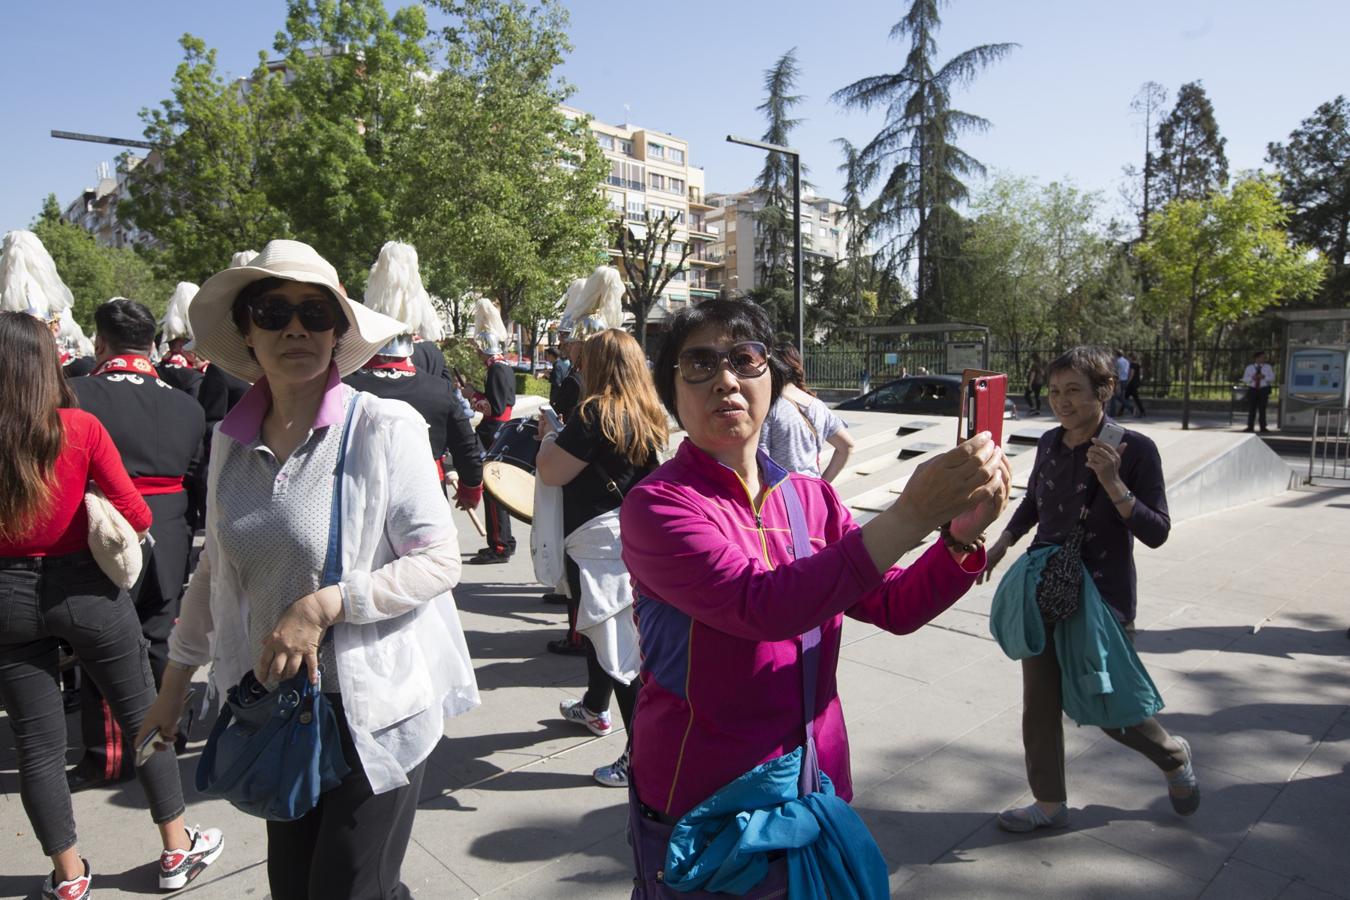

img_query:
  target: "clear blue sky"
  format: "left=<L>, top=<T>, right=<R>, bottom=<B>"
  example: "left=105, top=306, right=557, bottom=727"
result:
left=2, top=0, right=1347, bottom=238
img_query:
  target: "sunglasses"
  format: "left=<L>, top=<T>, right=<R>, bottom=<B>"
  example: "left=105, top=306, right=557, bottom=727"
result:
left=247, top=296, right=341, bottom=332
left=675, top=341, right=770, bottom=384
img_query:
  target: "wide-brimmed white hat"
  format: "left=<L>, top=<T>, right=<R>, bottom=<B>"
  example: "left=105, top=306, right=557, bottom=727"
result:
left=190, top=239, right=404, bottom=382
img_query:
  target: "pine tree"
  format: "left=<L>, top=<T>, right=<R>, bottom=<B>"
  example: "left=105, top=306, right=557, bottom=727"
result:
left=751, top=48, right=806, bottom=315
left=1154, top=81, right=1228, bottom=203
left=832, top=0, right=1015, bottom=322
left=1267, top=96, right=1350, bottom=305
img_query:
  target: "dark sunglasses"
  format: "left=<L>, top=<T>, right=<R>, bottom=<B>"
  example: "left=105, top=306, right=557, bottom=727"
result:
left=247, top=296, right=341, bottom=332
left=675, top=341, right=770, bottom=384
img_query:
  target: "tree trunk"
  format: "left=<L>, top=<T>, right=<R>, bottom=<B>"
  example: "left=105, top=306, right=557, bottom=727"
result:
left=1182, top=302, right=1197, bottom=430
left=635, top=301, right=649, bottom=352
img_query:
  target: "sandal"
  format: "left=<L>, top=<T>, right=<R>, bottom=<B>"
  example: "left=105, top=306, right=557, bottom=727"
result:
left=1167, top=735, right=1201, bottom=816
left=997, top=802, right=1069, bottom=833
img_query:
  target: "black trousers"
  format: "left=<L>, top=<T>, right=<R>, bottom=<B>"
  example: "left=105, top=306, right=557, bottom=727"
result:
left=566, top=558, right=639, bottom=732
left=1020, top=618, right=1185, bottom=803
left=80, top=496, right=191, bottom=776
left=0, top=552, right=185, bottom=856
left=266, top=695, right=426, bottom=900
left=476, top=421, right=515, bottom=556
left=1247, top=386, right=1272, bottom=430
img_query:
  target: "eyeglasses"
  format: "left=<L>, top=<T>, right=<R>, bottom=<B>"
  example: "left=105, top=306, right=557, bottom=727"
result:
left=247, top=296, right=340, bottom=332
left=675, top=341, right=770, bottom=384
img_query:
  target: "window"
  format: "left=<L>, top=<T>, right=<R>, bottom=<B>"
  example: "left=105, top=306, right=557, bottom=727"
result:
left=594, top=132, right=615, bottom=151
left=648, top=142, right=665, bottom=160
left=668, top=147, right=685, bottom=164
left=627, top=198, right=645, bottom=221
left=668, top=241, right=685, bottom=256
left=618, top=138, right=634, bottom=155
left=668, top=176, right=685, bottom=195
left=649, top=172, right=665, bottom=191
left=669, top=269, right=686, bottom=282
left=606, top=190, right=624, bottom=212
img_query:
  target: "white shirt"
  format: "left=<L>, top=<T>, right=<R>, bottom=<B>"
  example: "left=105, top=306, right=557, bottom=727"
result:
left=1115, top=355, right=1131, bottom=385
left=170, top=388, right=480, bottom=794
left=1243, top=362, right=1275, bottom=390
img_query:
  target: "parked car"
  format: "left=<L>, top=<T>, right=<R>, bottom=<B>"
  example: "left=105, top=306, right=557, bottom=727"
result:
left=834, top=374, right=1017, bottom=418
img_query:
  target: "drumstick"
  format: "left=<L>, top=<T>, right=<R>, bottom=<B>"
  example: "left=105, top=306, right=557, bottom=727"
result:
left=466, top=507, right=486, bottom=537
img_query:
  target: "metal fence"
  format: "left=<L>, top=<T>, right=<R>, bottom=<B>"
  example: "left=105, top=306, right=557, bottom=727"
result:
left=806, top=342, right=1276, bottom=401
left=1307, top=407, right=1350, bottom=483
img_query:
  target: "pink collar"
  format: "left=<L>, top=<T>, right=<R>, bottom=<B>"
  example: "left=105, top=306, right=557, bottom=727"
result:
left=220, top=363, right=346, bottom=444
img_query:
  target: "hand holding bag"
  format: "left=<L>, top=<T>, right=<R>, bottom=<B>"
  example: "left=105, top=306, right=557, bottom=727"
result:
left=84, top=484, right=143, bottom=590
left=1035, top=480, right=1098, bottom=624
left=194, top=402, right=355, bottom=820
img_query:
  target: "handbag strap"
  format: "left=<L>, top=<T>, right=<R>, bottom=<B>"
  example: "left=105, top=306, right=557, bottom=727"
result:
left=315, top=396, right=357, bottom=649
left=780, top=476, right=823, bottom=797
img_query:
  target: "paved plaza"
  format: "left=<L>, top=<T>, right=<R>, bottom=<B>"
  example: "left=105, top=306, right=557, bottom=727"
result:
left=1, top=475, right=1347, bottom=899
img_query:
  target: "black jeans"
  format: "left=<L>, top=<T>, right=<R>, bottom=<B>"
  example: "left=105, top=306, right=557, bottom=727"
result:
left=266, top=694, right=426, bottom=900
left=566, top=558, right=639, bottom=732
left=0, top=551, right=185, bottom=856
left=1247, top=386, right=1272, bottom=430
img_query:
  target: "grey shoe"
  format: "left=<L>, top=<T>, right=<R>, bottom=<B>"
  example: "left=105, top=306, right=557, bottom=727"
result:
left=593, top=749, right=629, bottom=788
left=1168, top=736, right=1201, bottom=816
left=997, top=802, right=1069, bottom=833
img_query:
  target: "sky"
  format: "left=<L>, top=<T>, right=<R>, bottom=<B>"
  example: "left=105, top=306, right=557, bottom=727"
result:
left=2, top=0, right=1348, bottom=238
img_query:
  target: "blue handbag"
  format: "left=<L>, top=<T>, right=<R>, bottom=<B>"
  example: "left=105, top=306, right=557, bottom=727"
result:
left=194, top=402, right=355, bottom=821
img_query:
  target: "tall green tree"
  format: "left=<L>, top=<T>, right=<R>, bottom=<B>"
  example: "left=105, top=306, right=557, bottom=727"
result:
left=406, top=0, right=609, bottom=330
left=832, top=0, right=1016, bottom=323
left=1139, top=176, right=1324, bottom=428
left=1154, top=80, right=1228, bottom=203
left=1121, top=81, right=1168, bottom=243
left=753, top=48, right=807, bottom=300
left=833, top=137, right=877, bottom=314
left=265, top=0, right=431, bottom=291
left=121, top=35, right=294, bottom=282
left=1266, top=96, right=1350, bottom=305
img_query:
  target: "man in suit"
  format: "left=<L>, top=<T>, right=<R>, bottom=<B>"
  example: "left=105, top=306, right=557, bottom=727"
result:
left=67, top=299, right=206, bottom=789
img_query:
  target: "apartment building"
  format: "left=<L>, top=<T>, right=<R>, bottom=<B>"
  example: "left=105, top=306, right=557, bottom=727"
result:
left=564, top=107, right=719, bottom=327
left=62, top=155, right=158, bottom=250
left=704, top=190, right=850, bottom=296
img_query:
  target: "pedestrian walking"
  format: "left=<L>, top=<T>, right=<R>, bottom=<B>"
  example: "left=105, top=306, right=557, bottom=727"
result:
left=982, top=346, right=1199, bottom=832
left=620, top=299, right=1009, bottom=897
left=1125, top=351, right=1145, bottom=417
left=758, top=343, right=855, bottom=482
left=66, top=299, right=206, bottom=790
left=0, top=310, right=222, bottom=900
left=538, top=327, right=665, bottom=787
left=137, top=240, right=479, bottom=900
left=1024, top=356, right=1044, bottom=414
left=1242, top=350, right=1275, bottom=433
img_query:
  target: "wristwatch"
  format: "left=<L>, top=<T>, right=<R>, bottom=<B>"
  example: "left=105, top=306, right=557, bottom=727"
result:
left=1111, top=490, right=1135, bottom=504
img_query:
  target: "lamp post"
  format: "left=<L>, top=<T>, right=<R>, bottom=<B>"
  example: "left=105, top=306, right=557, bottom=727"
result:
left=726, top=134, right=803, bottom=360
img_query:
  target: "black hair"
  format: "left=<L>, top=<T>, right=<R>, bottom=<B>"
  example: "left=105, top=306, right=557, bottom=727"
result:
left=230, top=276, right=350, bottom=340
left=544, top=347, right=559, bottom=360
left=1047, top=346, right=1116, bottom=404
left=93, top=298, right=158, bottom=352
left=653, top=298, right=784, bottom=424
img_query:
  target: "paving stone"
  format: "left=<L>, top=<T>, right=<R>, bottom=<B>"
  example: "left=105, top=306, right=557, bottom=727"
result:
left=1232, top=776, right=1350, bottom=898
left=1196, top=858, right=1291, bottom=899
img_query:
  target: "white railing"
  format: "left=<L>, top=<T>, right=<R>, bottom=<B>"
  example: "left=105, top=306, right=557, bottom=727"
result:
left=1307, top=407, right=1350, bottom=483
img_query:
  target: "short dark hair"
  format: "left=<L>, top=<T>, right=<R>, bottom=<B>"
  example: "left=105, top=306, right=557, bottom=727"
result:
left=230, top=277, right=350, bottom=340
left=544, top=347, right=559, bottom=360
left=653, top=298, right=784, bottom=424
left=94, top=298, right=157, bottom=352
left=1254, top=350, right=1268, bottom=359
left=1047, top=346, right=1116, bottom=404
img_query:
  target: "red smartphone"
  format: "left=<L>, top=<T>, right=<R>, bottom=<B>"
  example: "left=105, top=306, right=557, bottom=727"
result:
left=960, top=370, right=1007, bottom=447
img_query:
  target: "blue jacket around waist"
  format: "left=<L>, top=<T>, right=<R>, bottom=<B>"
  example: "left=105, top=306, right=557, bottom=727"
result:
left=990, top=546, right=1164, bottom=729
left=664, top=746, right=889, bottom=899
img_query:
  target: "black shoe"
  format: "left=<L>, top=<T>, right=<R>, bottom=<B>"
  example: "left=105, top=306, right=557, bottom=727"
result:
left=1260, top=428, right=1271, bottom=434
left=541, top=592, right=569, bottom=605
left=467, top=548, right=511, bottom=565
left=546, top=638, right=586, bottom=656
left=66, top=760, right=134, bottom=793
left=1243, top=427, right=1254, bottom=432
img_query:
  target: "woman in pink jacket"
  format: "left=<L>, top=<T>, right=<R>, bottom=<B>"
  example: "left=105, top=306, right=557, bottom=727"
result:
left=620, top=299, right=1010, bottom=897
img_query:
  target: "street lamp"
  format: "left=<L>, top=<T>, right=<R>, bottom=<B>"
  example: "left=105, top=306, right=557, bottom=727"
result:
left=726, top=134, right=803, bottom=360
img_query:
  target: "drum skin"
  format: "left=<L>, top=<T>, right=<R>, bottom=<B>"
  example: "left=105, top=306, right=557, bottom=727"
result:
left=483, top=418, right=539, bottom=523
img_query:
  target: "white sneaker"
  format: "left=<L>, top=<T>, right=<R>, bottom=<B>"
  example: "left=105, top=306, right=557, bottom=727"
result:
left=159, top=825, right=224, bottom=890
left=40, top=858, right=90, bottom=900
left=559, top=698, right=612, bottom=736
left=593, top=749, right=630, bottom=788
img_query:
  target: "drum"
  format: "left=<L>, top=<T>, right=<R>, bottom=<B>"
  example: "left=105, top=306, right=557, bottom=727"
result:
left=483, top=417, right=539, bottom=523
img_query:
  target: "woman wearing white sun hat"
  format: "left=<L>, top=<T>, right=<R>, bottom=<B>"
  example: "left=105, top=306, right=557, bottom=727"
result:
left=137, top=239, right=480, bottom=900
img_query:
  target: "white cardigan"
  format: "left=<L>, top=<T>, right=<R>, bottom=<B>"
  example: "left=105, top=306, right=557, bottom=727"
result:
left=169, top=390, right=480, bottom=794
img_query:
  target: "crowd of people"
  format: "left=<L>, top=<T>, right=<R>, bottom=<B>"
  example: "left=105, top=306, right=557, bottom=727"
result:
left=0, top=228, right=1199, bottom=899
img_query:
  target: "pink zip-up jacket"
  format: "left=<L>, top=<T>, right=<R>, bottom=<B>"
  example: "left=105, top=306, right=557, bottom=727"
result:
left=621, top=438, right=984, bottom=818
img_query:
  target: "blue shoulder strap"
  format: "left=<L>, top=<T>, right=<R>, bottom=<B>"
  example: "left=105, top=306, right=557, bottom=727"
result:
left=780, top=476, right=823, bottom=797
left=317, top=396, right=357, bottom=647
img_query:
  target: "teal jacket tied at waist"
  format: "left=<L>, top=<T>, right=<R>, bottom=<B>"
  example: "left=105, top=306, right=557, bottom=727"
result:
left=664, top=746, right=889, bottom=899
left=990, top=546, right=1164, bottom=729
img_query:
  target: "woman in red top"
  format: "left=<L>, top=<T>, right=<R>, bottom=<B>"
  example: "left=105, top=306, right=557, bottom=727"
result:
left=0, top=311, right=223, bottom=900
